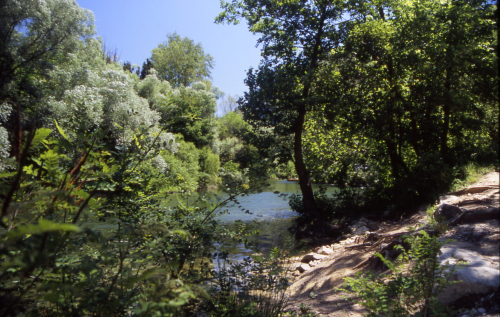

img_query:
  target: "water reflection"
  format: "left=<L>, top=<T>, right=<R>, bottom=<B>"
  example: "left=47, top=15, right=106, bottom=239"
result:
left=168, top=180, right=337, bottom=223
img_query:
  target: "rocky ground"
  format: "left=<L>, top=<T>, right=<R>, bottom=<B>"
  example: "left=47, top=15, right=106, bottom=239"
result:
left=283, top=172, right=499, bottom=317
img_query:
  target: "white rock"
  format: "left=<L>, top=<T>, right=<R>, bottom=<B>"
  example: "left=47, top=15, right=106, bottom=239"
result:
left=317, top=246, right=334, bottom=255
left=293, top=262, right=303, bottom=269
left=357, top=217, right=368, bottom=225
left=438, top=242, right=500, bottom=304
left=343, top=238, right=356, bottom=245
left=353, top=226, right=369, bottom=235
left=296, top=263, right=311, bottom=273
left=309, top=261, right=317, bottom=267
left=478, top=308, right=486, bottom=314
left=301, top=253, right=327, bottom=263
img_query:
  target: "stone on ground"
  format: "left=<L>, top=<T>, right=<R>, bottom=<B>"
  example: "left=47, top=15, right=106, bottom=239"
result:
left=317, top=246, right=334, bottom=255
left=301, top=253, right=327, bottom=263
left=438, top=242, right=500, bottom=304
left=296, top=263, right=311, bottom=273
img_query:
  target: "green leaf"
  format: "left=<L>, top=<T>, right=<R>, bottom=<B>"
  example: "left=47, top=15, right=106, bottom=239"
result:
left=32, top=128, right=52, bottom=148
left=54, top=119, right=71, bottom=142
left=5, top=219, right=81, bottom=239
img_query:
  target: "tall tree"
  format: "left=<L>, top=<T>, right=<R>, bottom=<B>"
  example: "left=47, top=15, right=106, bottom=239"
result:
left=151, top=33, right=214, bottom=87
left=317, top=0, right=497, bottom=204
left=217, top=0, right=351, bottom=222
left=140, top=58, right=153, bottom=79
left=0, top=0, right=94, bottom=106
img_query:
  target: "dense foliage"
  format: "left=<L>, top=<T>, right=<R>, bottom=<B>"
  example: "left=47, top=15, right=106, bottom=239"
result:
left=0, top=0, right=497, bottom=315
left=218, top=0, right=497, bottom=224
left=0, top=1, right=278, bottom=315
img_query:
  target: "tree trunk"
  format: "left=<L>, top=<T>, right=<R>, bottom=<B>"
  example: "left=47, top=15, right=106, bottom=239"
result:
left=441, top=67, right=452, bottom=156
left=292, top=7, right=328, bottom=222
left=294, top=104, right=321, bottom=220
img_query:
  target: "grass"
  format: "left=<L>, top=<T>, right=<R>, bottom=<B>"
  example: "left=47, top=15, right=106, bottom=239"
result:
left=449, top=163, right=495, bottom=193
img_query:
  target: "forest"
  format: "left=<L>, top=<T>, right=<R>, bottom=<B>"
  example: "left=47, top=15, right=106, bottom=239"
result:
left=0, top=0, right=497, bottom=316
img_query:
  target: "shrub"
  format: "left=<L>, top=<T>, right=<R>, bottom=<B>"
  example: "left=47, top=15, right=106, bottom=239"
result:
left=341, top=231, right=457, bottom=317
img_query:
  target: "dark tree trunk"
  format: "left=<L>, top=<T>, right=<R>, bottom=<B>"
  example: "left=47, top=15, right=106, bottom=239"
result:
left=385, top=138, right=410, bottom=182
left=292, top=7, right=328, bottom=222
left=294, top=104, right=321, bottom=220
left=409, top=111, right=421, bottom=157
left=441, top=67, right=452, bottom=156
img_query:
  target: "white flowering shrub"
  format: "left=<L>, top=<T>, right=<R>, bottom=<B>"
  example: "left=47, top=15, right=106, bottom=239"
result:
left=0, top=0, right=95, bottom=103
left=137, top=70, right=172, bottom=112
left=219, top=137, right=245, bottom=162
left=148, top=127, right=179, bottom=153
left=44, top=39, right=166, bottom=146
left=0, top=104, right=12, bottom=171
left=0, top=127, right=10, bottom=172
left=191, top=81, right=206, bottom=91
left=150, top=154, right=169, bottom=173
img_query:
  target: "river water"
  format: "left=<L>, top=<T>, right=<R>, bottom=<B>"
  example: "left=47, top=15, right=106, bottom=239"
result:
left=207, top=180, right=338, bottom=259
left=170, top=180, right=337, bottom=222
left=82, top=180, right=337, bottom=260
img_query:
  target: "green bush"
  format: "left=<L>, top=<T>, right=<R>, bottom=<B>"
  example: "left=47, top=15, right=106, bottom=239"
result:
left=0, top=125, right=292, bottom=316
left=341, top=231, right=457, bottom=317
left=0, top=127, right=199, bottom=316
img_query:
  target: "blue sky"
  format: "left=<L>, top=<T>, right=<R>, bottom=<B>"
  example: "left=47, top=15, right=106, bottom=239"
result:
left=76, top=0, right=262, bottom=100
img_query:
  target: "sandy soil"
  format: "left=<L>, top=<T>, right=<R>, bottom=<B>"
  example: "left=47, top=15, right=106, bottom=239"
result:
left=284, top=172, right=499, bottom=316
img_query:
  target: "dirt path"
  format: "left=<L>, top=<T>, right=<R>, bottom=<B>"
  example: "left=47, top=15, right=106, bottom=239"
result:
left=284, top=172, right=499, bottom=316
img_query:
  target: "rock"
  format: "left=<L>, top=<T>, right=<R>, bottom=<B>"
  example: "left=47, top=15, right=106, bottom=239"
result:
left=317, top=246, right=334, bottom=255
left=460, top=206, right=500, bottom=224
left=301, top=253, right=327, bottom=263
left=292, top=271, right=300, bottom=276
left=478, top=308, right=486, bottom=314
left=341, top=237, right=356, bottom=245
left=296, top=263, right=311, bottom=273
left=436, top=203, right=463, bottom=220
left=350, top=225, right=369, bottom=235
left=309, top=261, right=317, bottom=267
left=366, top=222, right=379, bottom=231
left=357, top=217, right=368, bottom=225
left=292, top=262, right=303, bottom=270
left=439, top=195, right=461, bottom=205
left=438, top=242, right=500, bottom=304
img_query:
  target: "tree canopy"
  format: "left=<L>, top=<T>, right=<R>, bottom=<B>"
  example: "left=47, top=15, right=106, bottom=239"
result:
left=218, top=0, right=497, bottom=224
left=0, top=0, right=95, bottom=109
left=151, top=33, right=214, bottom=88
left=217, top=0, right=352, bottom=223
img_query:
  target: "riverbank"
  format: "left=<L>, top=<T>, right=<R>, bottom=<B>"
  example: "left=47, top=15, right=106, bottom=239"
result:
left=282, top=171, right=499, bottom=316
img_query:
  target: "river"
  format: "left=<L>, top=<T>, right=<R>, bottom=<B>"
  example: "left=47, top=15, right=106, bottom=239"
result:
left=206, top=180, right=338, bottom=260
left=82, top=180, right=337, bottom=261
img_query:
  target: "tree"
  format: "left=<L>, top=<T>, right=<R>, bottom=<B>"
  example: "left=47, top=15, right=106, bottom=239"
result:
left=316, top=0, right=497, bottom=206
left=0, top=0, right=95, bottom=106
left=166, top=83, right=218, bottom=148
left=122, top=61, right=139, bottom=75
left=140, top=58, right=154, bottom=79
left=217, top=111, right=251, bottom=140
left=151, top=33, right=214, bottom=87
left=217, top=0, right=351, bottom=223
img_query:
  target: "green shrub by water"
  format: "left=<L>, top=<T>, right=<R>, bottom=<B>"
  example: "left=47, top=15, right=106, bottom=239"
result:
left=0, top=126, right=290, bottom=316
